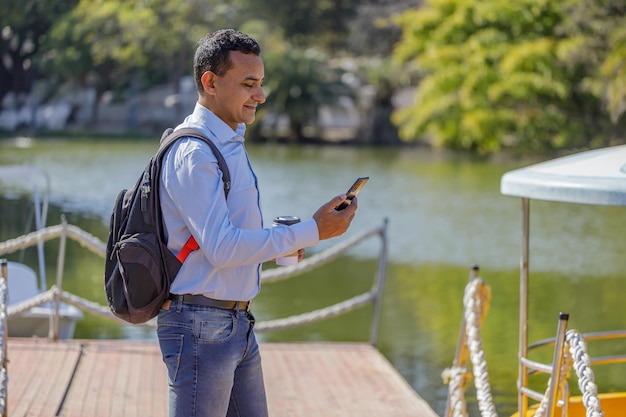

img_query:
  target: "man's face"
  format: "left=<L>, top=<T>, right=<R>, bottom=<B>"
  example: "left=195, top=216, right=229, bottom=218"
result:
left=202, top=51, right=266, bottom=130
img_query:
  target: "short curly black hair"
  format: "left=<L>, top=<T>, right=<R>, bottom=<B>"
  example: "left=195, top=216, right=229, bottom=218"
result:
left=193, top=29, right=261, bottom=94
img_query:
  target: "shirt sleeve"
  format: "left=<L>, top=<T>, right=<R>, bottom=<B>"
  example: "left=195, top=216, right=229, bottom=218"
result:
left=161, top=139, right=319, bottom=268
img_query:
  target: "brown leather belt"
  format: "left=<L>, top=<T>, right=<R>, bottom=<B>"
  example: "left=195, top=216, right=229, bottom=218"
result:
left=168, top=293, right=250, bottom=311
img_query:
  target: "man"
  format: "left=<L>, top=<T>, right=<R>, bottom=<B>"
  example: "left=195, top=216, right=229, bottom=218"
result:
left=157, top=29, right=358, bottom=417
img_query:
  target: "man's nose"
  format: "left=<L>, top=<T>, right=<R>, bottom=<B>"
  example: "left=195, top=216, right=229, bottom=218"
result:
left=254, top=86, right=266, bottom=103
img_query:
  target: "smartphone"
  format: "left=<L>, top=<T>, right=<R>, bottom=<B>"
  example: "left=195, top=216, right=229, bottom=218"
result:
left=335, top=177, right=369, bottom=210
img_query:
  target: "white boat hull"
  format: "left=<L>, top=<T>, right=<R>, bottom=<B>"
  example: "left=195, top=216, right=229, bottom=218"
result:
left=8, top=302, right=83, bottom=339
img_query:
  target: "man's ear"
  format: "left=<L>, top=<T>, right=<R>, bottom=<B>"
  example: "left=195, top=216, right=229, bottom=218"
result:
left=200, top=71, right=217, bottom=95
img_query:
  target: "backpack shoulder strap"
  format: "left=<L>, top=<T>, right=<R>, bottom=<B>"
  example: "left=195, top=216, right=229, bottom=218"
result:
left=158, top=127, right=231, bottom=197
left=158, top=127, right=232, bottom=263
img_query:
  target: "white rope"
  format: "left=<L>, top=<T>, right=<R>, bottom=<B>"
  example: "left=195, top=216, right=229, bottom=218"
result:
left=463, top=278, right=498, bottom=417
left=0, top=224, right=105, bottom=257
left=2, top=222, right=386, bottom=331
left=566, top=330, right=604, bottom=417
left=442, top=366, right=471, bottom=417
left=532, top=330, right=605, bottom=417
left=255, top=292, right=374, bottom=332
left=261, top=226, right=383, bottom=283
left=0, top=222, right=381, bottom=284
left=64, top=224, right=107, bottom=257
left=443, top=277, right=495, bottom=417
left=5, top=286, right=157, bottom=330
left=7, top=287, right=376, bottom=333
left=0, top=279, right=6, bottom=351
left=0, top=278, right=7, bottom=416
left=57, top=288, right=121, bottom=320
left=7, top=288, right=55, bottom=316
left=446, top=277, right=606, bottom=417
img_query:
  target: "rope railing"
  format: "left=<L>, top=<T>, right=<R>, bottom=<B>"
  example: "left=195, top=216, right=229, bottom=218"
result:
left=564, top=330, right=604, bottom=417
left=444, top=269, right=608, bottom=417
left=260, top=225, right=384, bottom=284
left=7, top=288, right=55, bottom=316
left=0, top=262, right=7, bottom=417
left=255, top=292, right=374, bottom=333
left=441, top=366, right=470, bottom=417
left=2, top=220, right=388, bottom=334
left=1, top=219, right=389, bottom=413
left=0, top=224, right=106, bottom=258
left=463, top=278, right=498, bottom=417
left=5, top=286, right=124, bottom=324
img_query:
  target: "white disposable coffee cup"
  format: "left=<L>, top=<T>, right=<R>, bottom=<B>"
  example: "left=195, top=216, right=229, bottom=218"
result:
left=272, top=216, right=301, bottom=266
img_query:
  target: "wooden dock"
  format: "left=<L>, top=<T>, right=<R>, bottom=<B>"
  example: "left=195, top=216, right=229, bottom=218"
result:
left=8, top=338, right=439, bottom=417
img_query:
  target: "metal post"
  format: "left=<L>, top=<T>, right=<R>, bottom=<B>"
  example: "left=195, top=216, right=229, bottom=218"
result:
left=33, top=185, right=47, bottom=292
left=51, top=215, right=68, bottom=342
left=1, top=258, right=8, bottom=417
left=545, top=313, right=569, bottom=417
left=369, top=218, right=389, bottom=347
left=518, top=197, right=530, bottom=417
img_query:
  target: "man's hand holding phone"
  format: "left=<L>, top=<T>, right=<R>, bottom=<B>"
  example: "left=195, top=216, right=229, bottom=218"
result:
left=313, top=177, right=368, bottom=241
left=334, top=177, right=368, bottom=211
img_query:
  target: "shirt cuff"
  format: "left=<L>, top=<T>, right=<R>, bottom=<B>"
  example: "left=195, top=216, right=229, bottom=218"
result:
left=291, top=218, right=320, bottom=247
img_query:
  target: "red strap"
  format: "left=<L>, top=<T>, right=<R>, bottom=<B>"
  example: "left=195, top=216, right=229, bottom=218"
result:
left=176, top=235, right=199, bottom=263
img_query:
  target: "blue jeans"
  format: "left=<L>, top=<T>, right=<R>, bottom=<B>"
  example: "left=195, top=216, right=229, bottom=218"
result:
left=157, top=298, right=268, bottom=417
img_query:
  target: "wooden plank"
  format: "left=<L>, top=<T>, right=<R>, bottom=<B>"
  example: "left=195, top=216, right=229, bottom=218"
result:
left=60, top=341, right=168, bottom=417
left=8, top=338, right=81, bottom=417
left=261, top=343, right=439, bottom=417
left=8, top=338, right=439, bottom=417
left=59, top=339, right=94, bottom=417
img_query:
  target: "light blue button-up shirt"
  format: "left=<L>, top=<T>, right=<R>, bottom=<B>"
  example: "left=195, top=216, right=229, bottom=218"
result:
left=160, top=103, right=320, bottom=301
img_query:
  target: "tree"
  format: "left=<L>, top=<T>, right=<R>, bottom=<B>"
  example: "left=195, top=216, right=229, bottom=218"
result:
left=557, top=0, right=626, bottom=146
left=261, top=44, right=354, bottom=142
left=353, top=56, right=416, bottom=144
left=40, top=0, right=239, bottom=127
left=393, top=0, right=626, bottom=154
left=347, top=0, right=422, bottom=57
left=0, top=0, right=79, bottom=109
left=237, top=0, right=357, bottom=51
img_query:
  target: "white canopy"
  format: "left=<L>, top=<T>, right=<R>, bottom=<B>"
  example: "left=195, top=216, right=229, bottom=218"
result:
left=501, top=145, right=626, bottom=206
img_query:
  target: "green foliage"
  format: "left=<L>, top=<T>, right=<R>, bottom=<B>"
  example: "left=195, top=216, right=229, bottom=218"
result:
left=0, top=0, right=79, bottom=107
left=4, top=0, right=415, bottom=144
left=558, top=0, right=626, bottom=128
left=32, top=0, right=366, bottom=138
left=261, top=43, right=354, bottom=141
left=238, top=0, right=357, bottom=51
left=41, top=0, right=232, bottom=92
left=393, top=0, right=626, bottom=154
left=602, top=25, right=626, bottom=123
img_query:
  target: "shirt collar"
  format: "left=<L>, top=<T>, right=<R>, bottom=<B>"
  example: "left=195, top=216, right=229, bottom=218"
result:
left=186, top=102, right=246, bottom=144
